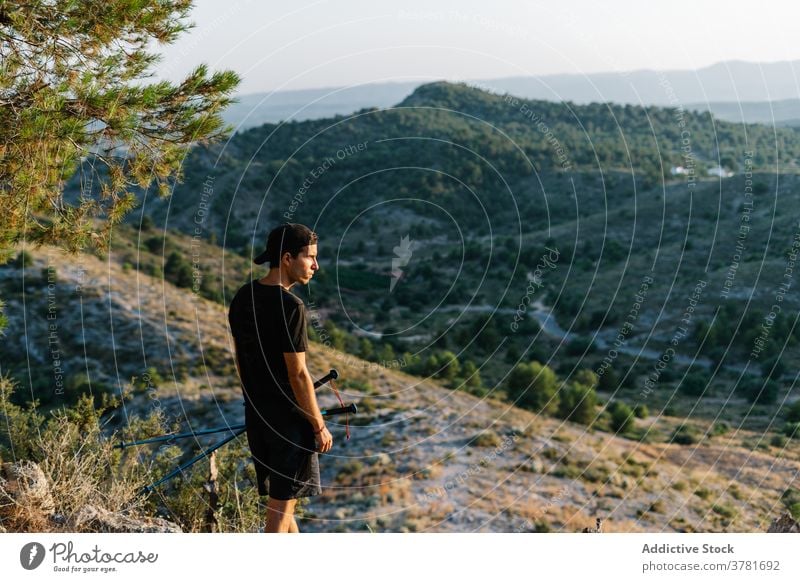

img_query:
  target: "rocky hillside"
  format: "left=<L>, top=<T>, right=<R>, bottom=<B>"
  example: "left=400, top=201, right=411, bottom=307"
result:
left=1, top=241, right=798, bottom=533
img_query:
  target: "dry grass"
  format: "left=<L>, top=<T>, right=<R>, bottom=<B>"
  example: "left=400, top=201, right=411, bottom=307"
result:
left=37, top=414, right=145, bottom=519
left=0, top=377, right=160, bottom=531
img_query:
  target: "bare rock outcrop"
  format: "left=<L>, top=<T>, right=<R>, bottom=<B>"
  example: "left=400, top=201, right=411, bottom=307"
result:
left=0, top=461, right=56, bottom=529
left=766, top=513, right=800, bottom=533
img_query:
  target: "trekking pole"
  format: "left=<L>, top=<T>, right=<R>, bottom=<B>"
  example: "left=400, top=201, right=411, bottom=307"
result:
left=142, top=428, right=245, bottom=494
left=321, top=403, right=357, bottom=416
left=125, top=369, right=353, bottom=493
left=115, top=424, right=245, bottom=449
left=138, top=403, right=356, bottom=494
left=116, top=369, right=341, bottom=450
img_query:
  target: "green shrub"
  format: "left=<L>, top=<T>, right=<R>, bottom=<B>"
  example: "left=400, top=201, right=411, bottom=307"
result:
left=133, top=367, right=164, bottom=392
left=711, top=421, right=730, bottom=437
left=597, top=368, right=618, bottom=392
left=434, top=350, right=461, bottom=383
left=458, top=360, right=484, bottom=394
left=337, top=378, right=376, bottom=395
left=738, top=378, right=779, bottom=405
left=358, top=338, right=374, bottom=360
left=471, top=430, right=503, bottom=448
left=165, top=251, right=193, bottom=288
left=670, top=423, right=700, bottom=445
left=566, top=335, right=594, bottom=356
left=781, top=488, right=800, bottom=520
left=557, top=383, right=598, bottom=425
left=358, top=397, right=377, bottom=413
left=785, top=400, right=800, bottom=423
left=712, top=503, right=737, bottom=519
left=541, top=447, right=560, bottom=461
left=63, top=374, right=111, bottom=405
left=338, top=460, right=365, bottom=475
left=144, top=236, right=164, bottom=254
left=762, top=354, right=786, bottom=381
left=608, top=401, right=635, bottom=434
left=572, top=369, right=598, bottom=389
left=139, top=215, right=155, bottom=232
left=783, top=422, right=800, bottom=439
left=679, top=372, right=708, bottom=397
left=693, top=487, right=713, bottom=500
left=40, top=265, right=57, bottom=285
left=505, top=361, right=559, bottom=414
left=771, top=434, right=788, bottom=448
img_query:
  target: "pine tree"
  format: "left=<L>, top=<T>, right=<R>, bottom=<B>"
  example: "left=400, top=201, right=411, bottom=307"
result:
left=0, top=1, right=239, bottom=261
left=505, top=361, right=559, bottom=414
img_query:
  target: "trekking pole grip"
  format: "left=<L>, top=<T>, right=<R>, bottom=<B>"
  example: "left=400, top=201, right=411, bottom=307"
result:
left=321, top=403, right=357, bottom=416
left=313, top=368, right=338, bottom=389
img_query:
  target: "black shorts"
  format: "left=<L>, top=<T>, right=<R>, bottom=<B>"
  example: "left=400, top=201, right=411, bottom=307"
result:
left=244, top=413, right=322, bottom=500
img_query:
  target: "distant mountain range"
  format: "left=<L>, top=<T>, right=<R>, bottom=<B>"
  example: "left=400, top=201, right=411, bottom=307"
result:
left=686, top=99, right=800, bottom=127
left=224, top=60, right=800, bottom=130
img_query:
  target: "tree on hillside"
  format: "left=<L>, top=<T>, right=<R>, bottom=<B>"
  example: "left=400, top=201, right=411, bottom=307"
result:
left=0, top=1, right=239, bottom=263
left=164, top=250, right=193, bottom=288
left=557, top=369, right=599, bottom=425
left=434, top=350, right=461, bottom=384
left=597, top=367, right=619, bottom=392
left=608, top=400, right=635, bottom=434
left=786, top=399, right=800, bottom=424
left=505, top=361, right=559, bottom=414
left=557, top=383, right=597, bottom=425
left=679, top=372, right=709, bottom=397
left=738, top=377, right=780, bottom=406
left=459, top=360, right=483, bottom=393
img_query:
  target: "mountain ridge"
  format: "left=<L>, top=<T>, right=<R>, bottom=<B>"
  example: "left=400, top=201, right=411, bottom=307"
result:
left=223, top=60, right=800, bottom=130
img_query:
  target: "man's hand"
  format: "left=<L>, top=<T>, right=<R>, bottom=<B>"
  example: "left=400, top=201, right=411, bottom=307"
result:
left=314, top=424, right=333, bottom=453
left=285, top=351, right=332, bottom=452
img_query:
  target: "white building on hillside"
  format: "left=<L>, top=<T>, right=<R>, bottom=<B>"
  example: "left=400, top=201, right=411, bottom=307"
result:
left=707, top=165, right=734, bottom=178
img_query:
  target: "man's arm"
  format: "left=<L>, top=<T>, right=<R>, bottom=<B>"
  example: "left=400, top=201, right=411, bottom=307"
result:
left=233, top=342, right=242, bottom=380
left=284, top=351, right=333, bottom=453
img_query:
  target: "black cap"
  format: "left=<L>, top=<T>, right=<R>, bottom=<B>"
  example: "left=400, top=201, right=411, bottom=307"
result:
left=253, top=223, right=318, bottom=266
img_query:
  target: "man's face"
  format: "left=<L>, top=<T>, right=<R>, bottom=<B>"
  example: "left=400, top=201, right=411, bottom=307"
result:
left=283, top=244, right=318, bottom=285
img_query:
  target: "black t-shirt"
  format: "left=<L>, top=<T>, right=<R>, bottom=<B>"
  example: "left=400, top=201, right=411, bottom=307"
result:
left=228, top=281, right=308, bottom=423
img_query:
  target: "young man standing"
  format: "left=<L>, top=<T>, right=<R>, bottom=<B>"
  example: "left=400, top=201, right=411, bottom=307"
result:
left=228, top=223, right=333, bottom=533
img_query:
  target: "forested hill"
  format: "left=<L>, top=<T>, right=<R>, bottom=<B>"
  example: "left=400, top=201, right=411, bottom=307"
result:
left=136, top=81, right=800, bottom=247
left=397, top=81, right=800, bottom=171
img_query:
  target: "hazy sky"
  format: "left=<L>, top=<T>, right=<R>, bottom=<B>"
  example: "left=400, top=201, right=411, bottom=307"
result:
left=154, top=0, right=800, bottom=95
